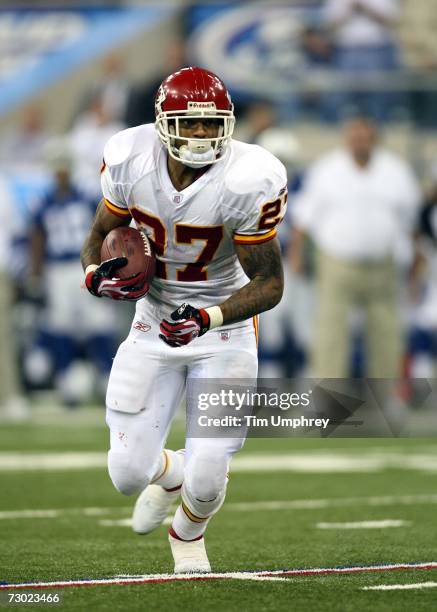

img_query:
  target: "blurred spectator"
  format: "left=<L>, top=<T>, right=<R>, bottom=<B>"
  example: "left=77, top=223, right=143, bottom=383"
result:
left=125, top=40, right=187, bottom=127
left=0, top=105, right=51, bottom=174
left=255, top=128, right=310, bottom=377
left=408, top=56, right=437, bottom=129
left=69, top=93, right=125, bottom=201
left=290, top=117, right=421, bottom=378
left=0, top=106, right=53, bottom=296
left=302, top=26, right=333, bottom=67
left=407, top=173, right=437, bottom=377
left=0, top=176, right=28, bottom=420
left=300, top=26, right=333, bottom=119
left=27, top=146, right=118, bottom=406
left=324, top=0, right=401, bottom=122
left=77, top=54, right=131, bottom=124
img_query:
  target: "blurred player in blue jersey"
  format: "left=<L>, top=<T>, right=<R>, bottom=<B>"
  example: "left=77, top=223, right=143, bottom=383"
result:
left=28, top=145, right=118, bottom=406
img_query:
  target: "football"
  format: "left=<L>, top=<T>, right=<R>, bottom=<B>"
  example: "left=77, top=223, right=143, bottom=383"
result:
left=100, top=226, right=155, bottom=281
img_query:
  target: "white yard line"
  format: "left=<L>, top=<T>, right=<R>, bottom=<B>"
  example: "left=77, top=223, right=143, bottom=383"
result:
left=0, top=509, right=61, bottom=519
left=228, top=494, right=437, bottom=511
left=103, top=518, right=412, bottom=530
left=1, top=494, right=437, bottom=522
left=0, top=452, right=106, bottom=471
left=99, top=519, right=132, bottom=527
left=363, top=581, right=437, bottom=591
left=0, top=507, right=118, bottom=520
left=2, top=450, right=437, bottom=473
left=316, top=520, right=411, bottom=529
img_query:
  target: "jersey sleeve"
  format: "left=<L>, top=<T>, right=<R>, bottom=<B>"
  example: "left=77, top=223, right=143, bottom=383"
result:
left=224, top=147, right=288, bottom=245
left=100, top=131, right=133, bottom=219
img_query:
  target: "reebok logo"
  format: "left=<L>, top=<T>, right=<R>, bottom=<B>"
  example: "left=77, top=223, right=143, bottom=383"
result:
left=187, top=101, right=216, bottom=110
left=133, top=321, right=151, bottom=333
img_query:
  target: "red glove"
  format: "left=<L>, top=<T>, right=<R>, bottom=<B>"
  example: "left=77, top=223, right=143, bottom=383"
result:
left=85, top=258, right=149, bottom=301
left=159, top=303, right=210, bottom=347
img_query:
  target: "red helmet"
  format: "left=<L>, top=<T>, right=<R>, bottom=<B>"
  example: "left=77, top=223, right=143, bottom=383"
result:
left=155, top=66, right=235, bottom=167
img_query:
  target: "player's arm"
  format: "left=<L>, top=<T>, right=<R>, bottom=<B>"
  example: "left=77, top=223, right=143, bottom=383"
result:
left=159, top=152, right=287, bottom=347
left=81, top=200, right=148, bottom=301
left=80, top=198, right=130, bottom=272
left=220, top=237, right=283, bottom=324
left=159, top=237, right=284, bottom=347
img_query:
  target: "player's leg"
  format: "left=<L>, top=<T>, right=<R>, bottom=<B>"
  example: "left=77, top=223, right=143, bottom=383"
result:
left=105, top=309, right=186, bottom=520
left=169, top=323, right=258, bottom=572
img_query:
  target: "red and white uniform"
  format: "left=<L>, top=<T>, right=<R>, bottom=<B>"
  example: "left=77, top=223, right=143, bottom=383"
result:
left=102, top=123, right=286, bottom=522
left=101, top=123, right=287, bottom=317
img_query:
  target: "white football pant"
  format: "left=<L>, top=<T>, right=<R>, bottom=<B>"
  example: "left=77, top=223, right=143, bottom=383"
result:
left=106, top=298, right=258, bottom=528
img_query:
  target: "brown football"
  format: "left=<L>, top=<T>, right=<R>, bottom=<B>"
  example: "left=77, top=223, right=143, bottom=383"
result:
left=100, top=226, right=155, bottom=281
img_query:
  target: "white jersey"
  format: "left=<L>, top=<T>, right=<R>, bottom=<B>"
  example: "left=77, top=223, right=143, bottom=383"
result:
left=101, top=124, right=287, bottom=318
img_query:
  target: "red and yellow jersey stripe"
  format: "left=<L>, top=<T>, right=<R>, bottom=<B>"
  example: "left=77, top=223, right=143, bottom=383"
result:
left=253, top=315, right=259, bottom=347
left=104, top=198, right=131, bottom=219
left=233, top=227, right=277, bottom=245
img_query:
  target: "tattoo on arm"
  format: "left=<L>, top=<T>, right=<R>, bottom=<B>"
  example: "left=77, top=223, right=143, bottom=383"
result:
left=80, top=199, right=131, bottom=271
left=220, top=237, right=284, bottom=325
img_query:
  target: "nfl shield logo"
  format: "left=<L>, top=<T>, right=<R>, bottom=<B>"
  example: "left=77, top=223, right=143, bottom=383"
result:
left=173, top=194, right=183, bottom=204
left=220, top=331, right=231, bottom=342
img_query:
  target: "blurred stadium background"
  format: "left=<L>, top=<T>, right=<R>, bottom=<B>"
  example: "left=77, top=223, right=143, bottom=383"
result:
left=1, top=0, right=437, bottom=416
left=2, top=2, right=437, bottom=608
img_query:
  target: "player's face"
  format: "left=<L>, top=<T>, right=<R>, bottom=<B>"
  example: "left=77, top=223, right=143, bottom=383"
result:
left=177, top=118, right=221, bottom=140
left=170, top=118, right=222, bottom=160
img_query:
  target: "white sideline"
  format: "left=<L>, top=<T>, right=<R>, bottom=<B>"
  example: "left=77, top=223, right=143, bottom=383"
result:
left=2, top=450, right=437, bottom=473
left=363, top=582, right=437, bottom=591
left=316, top=520, right=411, bottom=529
left=2, top=562, right=437, bottom=590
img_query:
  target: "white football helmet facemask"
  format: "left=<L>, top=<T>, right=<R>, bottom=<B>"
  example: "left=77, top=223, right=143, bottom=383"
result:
left=155, top=67, right=235, bottom=168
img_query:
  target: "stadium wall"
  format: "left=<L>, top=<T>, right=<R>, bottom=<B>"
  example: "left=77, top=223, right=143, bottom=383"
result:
left=0, top=9, right=181, bottom=133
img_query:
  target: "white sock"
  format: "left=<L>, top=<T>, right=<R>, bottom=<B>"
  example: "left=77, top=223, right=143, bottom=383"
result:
left=152, top=449, right=184, bottom=490
left=171, top=502, right=210, bottom=541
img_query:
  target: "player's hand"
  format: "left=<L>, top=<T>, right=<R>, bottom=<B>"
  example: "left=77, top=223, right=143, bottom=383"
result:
left=159, top=303, right=210, bottom=347
left=85, top=257, right=150, bottom=301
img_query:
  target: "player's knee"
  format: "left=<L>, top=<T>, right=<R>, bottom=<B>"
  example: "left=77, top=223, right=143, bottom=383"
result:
left=185, top=451, right=227, bottom=502
left=107, top=451, right=150, bottom=496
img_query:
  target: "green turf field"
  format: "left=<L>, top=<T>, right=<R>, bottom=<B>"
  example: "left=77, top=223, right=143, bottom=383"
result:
left=1, top=407, right=437, bottom=611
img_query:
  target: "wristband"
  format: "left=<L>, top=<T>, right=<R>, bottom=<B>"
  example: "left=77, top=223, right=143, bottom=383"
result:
left=85, top=264, right=99, bottom=275
left=205, top=306, right=224, bottom=330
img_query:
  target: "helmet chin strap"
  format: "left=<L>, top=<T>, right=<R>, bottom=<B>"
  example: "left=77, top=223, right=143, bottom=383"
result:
left=178, top=140, right=216, bottom=168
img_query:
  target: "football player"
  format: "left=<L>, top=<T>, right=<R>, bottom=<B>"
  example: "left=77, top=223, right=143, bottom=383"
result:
left=29, top=148, right=117, bottom=405
left=81, top=67, right=287, bottom=573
